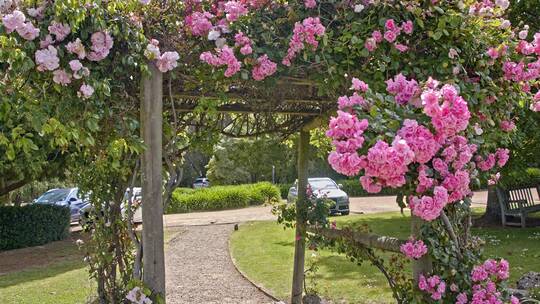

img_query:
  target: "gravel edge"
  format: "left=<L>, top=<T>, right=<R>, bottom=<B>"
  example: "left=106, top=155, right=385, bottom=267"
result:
left=227, top=223, right=285, bottom=304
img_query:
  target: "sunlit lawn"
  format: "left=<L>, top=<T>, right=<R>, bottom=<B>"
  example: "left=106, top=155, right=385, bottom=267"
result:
left=230, top=211, right=540, bottom=304
left=0, top=228, right=181, bottom=304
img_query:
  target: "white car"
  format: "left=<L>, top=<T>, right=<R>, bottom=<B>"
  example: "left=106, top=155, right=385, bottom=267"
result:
left=287, top=177, right=350, bottom=215
left=192, top=177, right=210, bottom=189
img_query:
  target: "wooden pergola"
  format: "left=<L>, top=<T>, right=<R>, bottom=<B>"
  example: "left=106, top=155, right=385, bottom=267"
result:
left=140, top=65, right=424, bottom=303
left=141, top=65, right=337, bottom=303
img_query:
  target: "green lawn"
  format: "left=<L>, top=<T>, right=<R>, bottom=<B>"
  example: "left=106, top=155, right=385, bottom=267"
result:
left=0, top=228, right=181, bottom=304
left=230, top=212, right=540, bottom=304
left=0, top=239, right=93, bottom=304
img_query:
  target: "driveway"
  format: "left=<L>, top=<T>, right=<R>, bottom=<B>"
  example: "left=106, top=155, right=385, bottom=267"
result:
left=161, top=190, right=488, bottom=227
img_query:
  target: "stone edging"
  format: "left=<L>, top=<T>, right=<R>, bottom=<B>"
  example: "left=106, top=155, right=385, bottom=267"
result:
left=227, top=222, right=284, bottom=303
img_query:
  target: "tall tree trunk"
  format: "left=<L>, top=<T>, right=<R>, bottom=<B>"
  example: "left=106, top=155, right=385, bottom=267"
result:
left=291, top=130, right=309, bottom=304
left=476, top=185, right=501, bottom=226
left=141, top=64, right=166, bottom=301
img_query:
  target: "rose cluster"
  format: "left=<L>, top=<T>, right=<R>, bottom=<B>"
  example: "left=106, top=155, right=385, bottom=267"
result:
left=418, top=274, right=446, bottom=301
left=400, top=238, right=428, bottom=260
left=326, top=110, right=368, bottom=176
left=364, top=19, right=413, bottom=53
left=200, top=46, right=242, bottom=77
left=386, top=74, right=420, bottom=105
left=186, top=3, right=279, bottom=80
left=454, top=259, right=518, bottom=304
left=282, top=17, right=325, bottom=66
left=144, top=39, right=180, bottom=73
left=0, top=8, right=124, bottom=99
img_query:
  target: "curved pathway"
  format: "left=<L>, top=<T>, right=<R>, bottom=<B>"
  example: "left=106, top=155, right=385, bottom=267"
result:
left=165, top=224, right=278, bottom=304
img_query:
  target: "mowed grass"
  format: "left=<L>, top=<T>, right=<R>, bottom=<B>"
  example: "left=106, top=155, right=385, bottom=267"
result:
left=0, top=228, right=181, bottom=304
left=0, top=240, right=93, bottom=304
left=230, top=211, right=540, bottom=304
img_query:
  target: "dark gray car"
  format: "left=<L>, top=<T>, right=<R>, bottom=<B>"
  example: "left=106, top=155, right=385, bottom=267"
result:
left=287, top=177, right=350, bottom=215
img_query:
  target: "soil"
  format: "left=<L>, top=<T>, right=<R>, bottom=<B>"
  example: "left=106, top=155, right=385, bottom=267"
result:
left=0, top=232, right=86, bottom=275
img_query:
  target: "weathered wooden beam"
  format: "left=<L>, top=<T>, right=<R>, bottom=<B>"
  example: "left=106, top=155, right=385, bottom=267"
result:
left=306, top=226, right=405, bottom=253
left=291, top=130, right=309, bottom=304
left=173, top=101, right=323, bottom=116
left=172, top=93, right=331, bottom=105
left=141, top=64, right=166, bottom=301
left=411, top=214, right=432, bottom=281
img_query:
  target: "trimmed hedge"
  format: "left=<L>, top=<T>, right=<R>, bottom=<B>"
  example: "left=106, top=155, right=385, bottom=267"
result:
left=167, top=182, right=281, bottom=214
left=0, top=204, right=70, bottom=250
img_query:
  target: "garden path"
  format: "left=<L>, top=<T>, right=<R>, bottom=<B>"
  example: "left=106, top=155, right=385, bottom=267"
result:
left=165, top=224, right=279, bottom=304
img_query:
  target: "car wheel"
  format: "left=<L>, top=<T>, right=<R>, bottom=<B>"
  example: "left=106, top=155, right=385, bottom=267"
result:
left=341, top=211, right=350, bottom=216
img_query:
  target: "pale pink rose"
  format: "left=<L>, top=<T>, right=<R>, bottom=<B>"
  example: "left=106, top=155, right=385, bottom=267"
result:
left=40, top=35, right=55, bottom=48
left=87, top=31, right=114, bottom=61
left=79, top=84, right=94, bottom=99
left=48, top=21, right=71, bottom=41
left=35, top=46, right=60, bottom=71
left=2, top=10, right=25, bottom=33
left=52, top=69, right=72, bottom=86
left=16, top=22, right=39, bottom=40
left=69, top=60, right=83, bottom=72
left=65, top=38, right=86, bottom=59
left=156, top=51, right=179, bottom=72
left=144, top=40, right=161, bottom=60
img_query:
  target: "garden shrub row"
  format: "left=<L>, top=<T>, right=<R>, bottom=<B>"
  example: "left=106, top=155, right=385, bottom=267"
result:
left=277, top=168, right=540, bottom=199
left=167, top=182, right=281, bottom=214
left=0, top=204, right=70, bottom=250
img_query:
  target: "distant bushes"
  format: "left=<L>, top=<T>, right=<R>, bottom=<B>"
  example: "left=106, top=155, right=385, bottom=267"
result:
left=499, top=167, right=540, bottom=187
left=0, top=204, right=70, bottom=250
left=167, top=182, right=280, bottom=214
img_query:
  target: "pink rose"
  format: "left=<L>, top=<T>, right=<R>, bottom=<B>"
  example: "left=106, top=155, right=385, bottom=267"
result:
left=2, top=10, right=25, bottom=33
left=52, top=69, right=72, bottom=86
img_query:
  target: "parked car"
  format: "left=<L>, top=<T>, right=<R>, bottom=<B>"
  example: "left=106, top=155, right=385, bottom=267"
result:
left=192, top=177, right=210, bottom=189
left=78, top=187, right=142, bottom=227
left=34, top=188, right=89, bottom=222
left=287, top=177, right=350, bottom=215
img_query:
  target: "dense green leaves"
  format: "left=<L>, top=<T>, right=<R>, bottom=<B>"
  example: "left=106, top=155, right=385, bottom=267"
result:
left=0, top=204, right=70, bottom=250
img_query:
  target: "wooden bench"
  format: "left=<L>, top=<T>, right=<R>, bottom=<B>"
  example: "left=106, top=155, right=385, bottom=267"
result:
left=495, top=184, right=540, bottom=228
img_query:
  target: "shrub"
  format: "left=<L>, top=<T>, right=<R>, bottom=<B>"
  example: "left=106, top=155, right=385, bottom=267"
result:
left=500, top=167, right=540, bottom=187
left=0, top=204, right=70, bottom=250
left=167, top=182, right=281, bottom=214
left=278, top=184, right=292, bottom=199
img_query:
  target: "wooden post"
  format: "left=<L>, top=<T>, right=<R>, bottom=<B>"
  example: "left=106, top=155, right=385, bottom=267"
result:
left=411, top=214, right=432, bottom=281
left=291, top=129, right=309, bottom=304
left=141, top=64, right=166, bottom=300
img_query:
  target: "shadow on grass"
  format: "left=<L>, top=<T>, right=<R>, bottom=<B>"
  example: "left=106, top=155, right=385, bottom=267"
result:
left=0, top=256, right=87, bottom=289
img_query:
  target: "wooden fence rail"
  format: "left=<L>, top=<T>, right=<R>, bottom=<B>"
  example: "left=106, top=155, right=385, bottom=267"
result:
left=306, top=226, right=405, bottom=253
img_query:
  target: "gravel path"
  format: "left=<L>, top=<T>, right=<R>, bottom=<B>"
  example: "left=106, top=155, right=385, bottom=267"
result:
left=165, top=224, right=277, bottom=304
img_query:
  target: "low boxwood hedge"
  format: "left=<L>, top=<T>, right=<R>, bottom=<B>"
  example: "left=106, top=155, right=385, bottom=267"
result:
left=0, top=204, right=70, bottom=250
left=167, top=182, right=281, bottom=214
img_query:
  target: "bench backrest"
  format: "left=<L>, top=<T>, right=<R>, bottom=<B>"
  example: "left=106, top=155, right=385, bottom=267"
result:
left=496, top=185, right=539, bottom=211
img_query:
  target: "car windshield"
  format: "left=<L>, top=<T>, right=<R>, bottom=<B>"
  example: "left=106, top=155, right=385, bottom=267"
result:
left=309, top=179, right=337, bottom=190
left=36, top=189, right=70, bottom=203
left=195, top=179, right=206, bottom=183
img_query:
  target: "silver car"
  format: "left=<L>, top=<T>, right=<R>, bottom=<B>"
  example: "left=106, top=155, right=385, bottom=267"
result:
left=287, top=177, right=350, bottom=215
